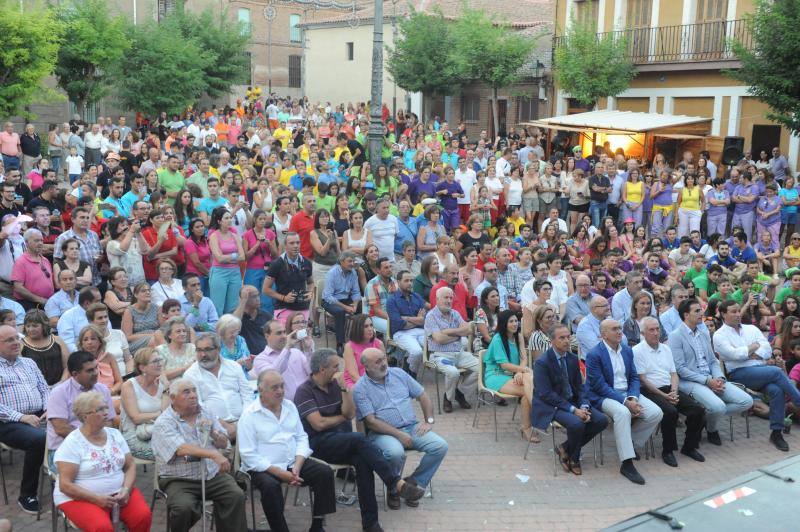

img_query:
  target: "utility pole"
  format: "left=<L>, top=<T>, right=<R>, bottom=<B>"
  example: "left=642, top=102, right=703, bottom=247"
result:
left=367, top=0, right=384, bottom=170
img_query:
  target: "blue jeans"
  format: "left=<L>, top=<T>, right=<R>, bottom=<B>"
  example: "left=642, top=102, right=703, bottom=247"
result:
left=589, top=200, right=607, bottom=229
left=243, top=267, right=274, bottom=314
left=209, top=266, right=241, bottom=315
left=729, top=365, right=800, bottom=431
left=0, top=420, right=45, bottom=498
left=1, top=154, right=19, bottom=170
left=368, top=423, right=448, bottom=488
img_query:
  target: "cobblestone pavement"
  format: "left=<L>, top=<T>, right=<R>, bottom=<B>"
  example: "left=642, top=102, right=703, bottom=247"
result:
left=0, top=373, right=794, bottom=531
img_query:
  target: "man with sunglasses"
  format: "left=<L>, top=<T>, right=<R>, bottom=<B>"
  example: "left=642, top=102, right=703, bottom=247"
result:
left=11, top=228, right=54, bottom=311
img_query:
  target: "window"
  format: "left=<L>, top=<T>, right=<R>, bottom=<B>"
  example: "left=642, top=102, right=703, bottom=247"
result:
left=346, top=42, right=354, bottom=61
left=243, top=51, right=253, bottom=85
left=157, top=0, right=179, bottom=22
left=288, top=55, right=302, bottom=88
left=574, top=0, right=599, bottom=28
left=462, top=95, right=480, bottom=123
left=69, top=101, right=98, bottom=124
left=238, top=8, right=251, bottom=36
left=289, top=14, right=301, bottom=43
left=518, top=96, right=538, bottom=122
left=626, top=0, right=652, bottom=60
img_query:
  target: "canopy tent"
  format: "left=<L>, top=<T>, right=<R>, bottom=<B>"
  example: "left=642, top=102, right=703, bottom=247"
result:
left=521, top=110, right=715, bottom=163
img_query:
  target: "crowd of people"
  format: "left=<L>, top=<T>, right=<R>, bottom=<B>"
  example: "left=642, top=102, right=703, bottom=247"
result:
left=0, top=93, right=798, bottom=530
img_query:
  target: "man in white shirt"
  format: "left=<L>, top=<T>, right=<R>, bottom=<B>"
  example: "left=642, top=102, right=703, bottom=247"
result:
left=454, top=157, right=476, bottom=223
left=183, top=333, right=253, bottom=439
left=714, top=300, right=800, bottom=451
left=363, top=198, right=399, bottom=261
left=633, top=317, right=706, bottom=467
left=539, top=207, right=568, bottom=234
left=57, top=287, right=109, bottom=352
left=611, top=271, right=656, bottom=324
left=495, top=148, right=512, bottom=178
left=584, top=319, right=662, bottom=484
left=237, top=370, right=336, bottom=532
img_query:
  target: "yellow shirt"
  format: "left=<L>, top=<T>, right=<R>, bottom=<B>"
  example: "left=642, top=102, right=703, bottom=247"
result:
left=273, top=128, right=291, bottom=149
left=509, top=216, right=525, bottom=236
left=625, top=181, right=643, bottom=203
left=681, top=186, right=701, bottom=211
left=279, top=168, right=297, bottom=186
left=412, top=203, right=425, bottom=217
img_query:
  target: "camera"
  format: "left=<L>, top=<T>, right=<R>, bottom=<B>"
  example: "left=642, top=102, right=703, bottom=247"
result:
left=293, top=290, right=307, bottom=302
left=297, top=329, right=308, bottom=340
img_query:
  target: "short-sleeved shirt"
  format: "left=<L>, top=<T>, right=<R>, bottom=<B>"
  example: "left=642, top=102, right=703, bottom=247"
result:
left=364, top=214, right=399, bottom=261
left=632, top=341, right=676, bottom=388
left=46, top=379, right=116, bottom=449
left=288, top=211, right=315, bottom=260
left=197, top=196, right=229, bottom=216
left=294, top=379, right=350, bottom=441
left=691, top=272, right=717, bottom=298
left=11, top=253, right=54, bottom=300
left=424, top=306, right=465, bottom=352
left=776, top=287, right=800, bottom=305
left=156, top=168, right=185, bottom=194
left=353, top=367, right=423, bottom=428
left=266, top=254, right=312, bottom=310
left=151, top=406, right=227, bottom=480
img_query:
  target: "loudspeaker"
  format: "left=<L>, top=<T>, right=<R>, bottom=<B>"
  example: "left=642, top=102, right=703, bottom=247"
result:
left=722, top=136, right=745, bottom=165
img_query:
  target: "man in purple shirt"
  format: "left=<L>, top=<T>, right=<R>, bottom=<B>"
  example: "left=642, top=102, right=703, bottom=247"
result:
left=572, top=146, right=591, bottom=173
left=46, top=350, right=116, bottom=451
left=770, top=147, right=789, bottom=182
left=408, top=166, right=437, bottom=204
left=435, top=166, right=465, bottom=233
left=731, top=173, right=758, bottom=243
left=724, top=168, right=741, bottom=232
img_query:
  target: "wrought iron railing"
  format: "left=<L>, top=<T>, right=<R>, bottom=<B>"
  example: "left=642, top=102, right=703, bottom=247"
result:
left=553, top=19, right=754, bottom=65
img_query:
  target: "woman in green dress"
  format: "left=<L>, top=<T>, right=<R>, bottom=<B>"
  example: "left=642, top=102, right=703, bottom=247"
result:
left=482, top=310, right=535, bottom=441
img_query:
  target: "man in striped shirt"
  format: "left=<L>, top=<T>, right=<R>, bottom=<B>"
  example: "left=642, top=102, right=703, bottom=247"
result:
left=0, top=325, right=49, bottom=514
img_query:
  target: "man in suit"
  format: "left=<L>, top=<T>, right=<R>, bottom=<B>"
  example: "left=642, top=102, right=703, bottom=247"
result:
left=585, top=319, right=663, bottom=485
left=532, top=324, right=608, bottom=476
left=668, top=298, right=752, bottom=446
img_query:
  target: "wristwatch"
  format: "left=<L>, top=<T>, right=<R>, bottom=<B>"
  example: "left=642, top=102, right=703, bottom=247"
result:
left=426, top=417, right=435, bottom=424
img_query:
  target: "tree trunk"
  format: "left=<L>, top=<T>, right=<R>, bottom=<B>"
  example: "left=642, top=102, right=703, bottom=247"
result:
left=77, top=98, right=87, bottom=122
left=491, top=86, right=499, bottom=140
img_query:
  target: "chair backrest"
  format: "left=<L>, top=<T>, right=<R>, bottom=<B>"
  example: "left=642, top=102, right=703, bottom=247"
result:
left=475, top=349, right=489, bottom=393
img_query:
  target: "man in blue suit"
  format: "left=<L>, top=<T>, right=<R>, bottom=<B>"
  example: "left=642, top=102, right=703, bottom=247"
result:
left=532, top=324, right=608, bottom=476
left=585, top=319, right=663, bottom=485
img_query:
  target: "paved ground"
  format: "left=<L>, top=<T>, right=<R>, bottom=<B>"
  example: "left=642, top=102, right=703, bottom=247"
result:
left=0, top=374, right=795, bottom=531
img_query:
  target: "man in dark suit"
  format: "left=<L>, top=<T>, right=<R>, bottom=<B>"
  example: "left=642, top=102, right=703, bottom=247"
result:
left=585, top=319, right=663, bottom=485
left=532, top=324, right=608, bottom=476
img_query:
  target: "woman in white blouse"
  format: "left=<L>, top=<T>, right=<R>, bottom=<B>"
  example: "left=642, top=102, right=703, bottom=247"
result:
left=54, top=391, right=152, bottom=532
left=150, top=258, right=184, bottom=307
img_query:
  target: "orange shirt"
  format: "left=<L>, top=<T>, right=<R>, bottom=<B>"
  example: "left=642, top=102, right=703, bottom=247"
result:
left=214, top=122, right=229, bottom=144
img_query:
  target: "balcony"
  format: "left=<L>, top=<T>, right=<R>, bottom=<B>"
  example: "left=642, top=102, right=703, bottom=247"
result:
left=554, top=19, right=754, bottom=71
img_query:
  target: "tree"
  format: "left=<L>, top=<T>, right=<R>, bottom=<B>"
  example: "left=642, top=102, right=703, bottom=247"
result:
left=387, top=8, right=463, bottom=117
left=554, top=20, right=636, bottom=108
left=451, top=6, right=539, bottom=137
left=54, top=0, right=131, bottom=120
left=729, top=0, right=800, bottom=134
left=0, top=1, right=61, bottom=119
left=112, top=17, right=211, bottom=117
left=173, top=9, right=251, bottom=98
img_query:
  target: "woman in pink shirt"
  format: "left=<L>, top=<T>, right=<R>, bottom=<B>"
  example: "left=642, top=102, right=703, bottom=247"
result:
left=183, top=218, right=211, bottom=295
left=343, top=314, right=385, bottom=389
left=242, top=209, right=278, bottom=313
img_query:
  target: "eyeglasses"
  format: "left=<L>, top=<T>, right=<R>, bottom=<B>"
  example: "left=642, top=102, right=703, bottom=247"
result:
left=484, top=268, right=497, bottom=273
left=40, top=264, right=50, bottom=279
left=196, top=346, right=217, bottom=353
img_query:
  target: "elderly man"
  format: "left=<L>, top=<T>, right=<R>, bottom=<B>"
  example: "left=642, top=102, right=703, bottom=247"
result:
left=611, top=271, right=655, bottom=323
left=532, top=325, right=608, bottom=476
left=251, top=320, right=310, bottom=401
left=633, top=317, right=706, bottom=466
left=564, top=274, right=593, bottom=332
left=322, top=251, right=362, bottom=353
left=354, top=348, right=447, bottom=503
left=151, top=379, right=246, bottom=532
left=183, top=333, right=252, bottom=439
left=576, top=295, right=617, bottom=359
left=238, top=370, right=336, bottom=532
left=57, top=286, right=108, bottom=352
left=714, top=300, right=800, bottom=451
left=44, top=270, right=80, bottom=327
left=424, top=287, right=479, bottom=413
left=234, top=285, right=271, bottom=355
left=47, top=351, right=115, bottom=452
left=496, top=248, right=523, bottom=312
left=365, top=257, right=398, bottom=336
left=585, top=319, right=663, bottom=485
left=668, top=298, right=752, bottom=446
left=430, top=263, right=469, bottom=321
left=294, top=350, right=425, bottom=529
left=388, top=270, right=428, bottom=378
left=11, top=228, right=54, bottom=311
left=0, top=325, right=49, bottom=513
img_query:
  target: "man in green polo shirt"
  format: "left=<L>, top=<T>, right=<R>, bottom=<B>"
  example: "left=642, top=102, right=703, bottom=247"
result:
left=775, top=270, right=800, bottom=305
left=156, top=154, right=185, bottom=198
left=708, top=275, right=735, bottom=302
left=683, top=254, right=707, bottom=284
left=693, top=263, right=722, bottom=302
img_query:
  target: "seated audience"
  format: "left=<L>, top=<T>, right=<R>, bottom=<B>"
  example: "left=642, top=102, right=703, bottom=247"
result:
left=321, top=250, right=362, bottom=353
left=251, top=319, right=311, bottom=401
left=180, top=272, right=219, bottom=332
left=21, top=309, right=69, bottom=386
left=155, top=316, right=197, bottom=380
left=121, top=282, right=160, bottom=354
left=44, top=270, right=80, bottom=327
left=387, top=270, right=428, bottom=377
left=57, top=286, right=103, bottom=352
left=120, top=347, right=168, bottom=460
left=343, top=314, right=385, bottom=389
left=234, top=285, right=272, bottom=355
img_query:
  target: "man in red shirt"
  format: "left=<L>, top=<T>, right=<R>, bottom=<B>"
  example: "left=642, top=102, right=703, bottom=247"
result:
left=430, top=263, right=469, bottom=321
left=475, top=241, right=496, bottom=272
left=289, top=194, right=316, bottom=260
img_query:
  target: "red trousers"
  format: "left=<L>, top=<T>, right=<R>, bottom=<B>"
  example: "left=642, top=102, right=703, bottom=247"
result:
left=59, top=487, right=151, bottom=532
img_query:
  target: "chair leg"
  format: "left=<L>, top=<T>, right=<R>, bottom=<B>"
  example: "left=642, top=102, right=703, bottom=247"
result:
left=746, top=412, right=750, bottom=439
left=434, top=372, right=442, bottom=415
left=37, top=466, right=45, bottom=520
left=471, top=392, right=481, bottom=428
left=511, top=401, right=518, bottom=421
left=249, top=481, right=256, bottom=532
left=730, top=415, right=735, bottom=442
left=523, top=431, right=534, bottom=461
left=51, top=480, right=57, bottom=532
left=551, top=428, right=558, bottom=477
left=0, top=451, right=7, bottom=505
left=600, top=431, right=604, bottom=466
left=592, top=435, right=598, bottom=467
left=381, top=476, right=387, bottom=512
left=492, top=399, right=498, bottom=442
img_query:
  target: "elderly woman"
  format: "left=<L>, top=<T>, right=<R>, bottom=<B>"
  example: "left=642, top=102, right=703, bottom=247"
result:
left=150, top=258, right=184, bottom=307
left=54, top=391, right=152, bottom=532
left=149, top=299, right=198, bottom=346
left=87, top=302, right=132, bottom=377
left=216, top=314, right=252, bottom=375
left=53, top=238, right=93, bottom=290
left=21, top=309, right=69, bottom=386
left=120, top=348, right=168, bottom=460
left=155, top=316, right=196, bottom=380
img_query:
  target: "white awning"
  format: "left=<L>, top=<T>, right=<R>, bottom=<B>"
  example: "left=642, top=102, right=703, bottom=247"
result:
left=521, top=110, right=712, bottom=134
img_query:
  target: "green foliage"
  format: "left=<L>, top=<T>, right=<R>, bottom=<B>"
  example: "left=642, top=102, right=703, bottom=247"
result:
left=173, top=9, right=251, bottom=98
left=0, top=1, right=61, bottom=118
left=54, top=0, right=131, bottom=117
left=729, top=0, right=800, bottom=135
left=554, top=20, right=636, bottom=107
left=112, top=16, right=211, bottom=117
left=450, top=6, right=538, bottom=91
left=386, top=8, right=462, bottom=96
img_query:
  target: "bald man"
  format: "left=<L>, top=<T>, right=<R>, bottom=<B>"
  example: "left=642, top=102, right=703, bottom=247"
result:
left=564, top=274, right=593, bottom=331
left=424, top=287, right=479, bottom=413
left=584, top=319, right=663, bottom=485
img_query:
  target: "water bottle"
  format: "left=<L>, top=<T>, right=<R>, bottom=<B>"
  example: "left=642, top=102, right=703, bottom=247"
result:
left=230, top=252, right=238, bottom=261
left=111, top=502, right=120, bottom=531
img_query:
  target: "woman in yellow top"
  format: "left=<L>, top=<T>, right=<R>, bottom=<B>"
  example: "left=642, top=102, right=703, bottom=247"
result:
left=620, top=168, right=645, bottom=228
left=676, top=173, right=704, bottom=237
left=784, top=232, right=800, bottom=268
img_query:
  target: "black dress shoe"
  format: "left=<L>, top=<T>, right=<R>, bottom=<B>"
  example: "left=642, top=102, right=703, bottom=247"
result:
left=680, top=448, right=706, bottom=462
left=442, top=395, right=453, bottom=413
left=387, top=492, right=401, bottom=510
left=771, top=430, right=790, bottom=451
left=620, top=459, right=645, bottom=485
left=496, top=397, right=508, bottom=406
left=707, top=431, right=722, bottom=446
left=364, top=523, right=384, bottom=532
left=455, top=389, right=472, bottom=409
left=662, top=451, right=678, bottom=467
